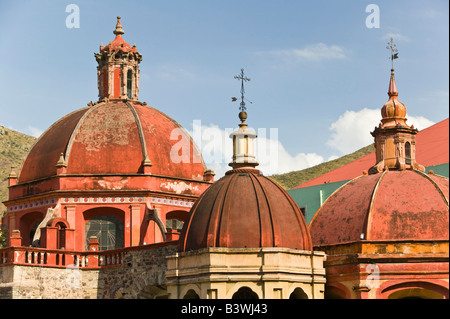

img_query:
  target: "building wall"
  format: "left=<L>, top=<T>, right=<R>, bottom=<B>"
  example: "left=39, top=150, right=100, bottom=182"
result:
left=167, top=247, right=326, bottom=299
left=0, top=243, right=177, bottom=299
left=318, top=241, right=449, bottom=299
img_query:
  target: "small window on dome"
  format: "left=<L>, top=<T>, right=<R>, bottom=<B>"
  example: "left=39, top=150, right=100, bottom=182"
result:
left=405, top=142, right=411, bottom=164
left=127, top=69, right=132, bottom=99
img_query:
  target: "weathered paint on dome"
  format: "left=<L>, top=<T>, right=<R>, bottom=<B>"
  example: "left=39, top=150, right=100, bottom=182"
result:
left=178, top=168, right=312, bottom=252
left=18, top=100, right=206, bottom=183
left=309, top=170, right=449, bottom=246
left=18, top=107, right=89, bottom=183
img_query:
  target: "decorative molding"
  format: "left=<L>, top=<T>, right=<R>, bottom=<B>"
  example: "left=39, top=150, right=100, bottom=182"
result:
left=8, top=198, right=57, bottom=212
left=7, top=195, right=195, bottom=213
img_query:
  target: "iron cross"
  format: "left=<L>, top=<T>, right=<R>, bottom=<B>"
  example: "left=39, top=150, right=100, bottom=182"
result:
left=234, top=68, right=251, bottom=111
left=386, top=37, right=399, bottom=69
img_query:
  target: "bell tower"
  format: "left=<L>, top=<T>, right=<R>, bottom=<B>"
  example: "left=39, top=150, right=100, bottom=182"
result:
left=369, top=38, right=425, bottom=174
left=95, top=16, right=142, bottom=101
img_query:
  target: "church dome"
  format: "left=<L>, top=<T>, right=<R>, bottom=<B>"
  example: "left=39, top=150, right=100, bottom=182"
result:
left=18, top=17, right=206, bottom=185
left=178, top=167, right=312, bottom=252
left=311, top=59, right=449, bottom=248
left=309, top=168, right=449, bottom=247
left=18, top=100, right=206, bottom=183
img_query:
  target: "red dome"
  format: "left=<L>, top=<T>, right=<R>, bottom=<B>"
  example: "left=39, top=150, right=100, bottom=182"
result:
left=309, top=170, right=449, bottom=246
left=18, top=100, right=206, bottom=183
left=100, top=16, right=137, bottom=53
left=178, top=168, right=312, bottom=252
left=101, top=35, right=136, bottom=53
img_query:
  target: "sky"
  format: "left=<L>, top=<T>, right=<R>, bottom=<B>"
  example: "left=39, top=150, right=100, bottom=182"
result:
left=0, top=0, right=448, bottom=179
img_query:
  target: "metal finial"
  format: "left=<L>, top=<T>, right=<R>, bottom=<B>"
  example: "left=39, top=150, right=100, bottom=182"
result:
left=233, top=68, right=251, bottom=112
left=386, top=37, right=399, bottom=69
left=113, top=16, right=125, bottom=35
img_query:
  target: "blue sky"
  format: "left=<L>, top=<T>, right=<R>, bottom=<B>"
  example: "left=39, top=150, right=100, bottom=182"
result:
left=0, top=0, right=448, bottom=178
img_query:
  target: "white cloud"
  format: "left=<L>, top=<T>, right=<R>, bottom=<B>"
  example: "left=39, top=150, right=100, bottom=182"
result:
left=188, top=121, right=324, bottom=178
left=186, top=108, right=435, bottom=179
left=405, top=115, right=435, bottom=130
left=27, top=126, right=43, bottom=138
left=257, top=43, right=348, bottom=63
left=256, top=130, right=324, bottom=175
left=326, top=108, right=434, bottom=155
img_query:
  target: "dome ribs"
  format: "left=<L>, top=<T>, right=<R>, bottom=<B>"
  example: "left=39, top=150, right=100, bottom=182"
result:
left=126, top=102, right=150, bottom=168
left=214, top=173, right=238, bottom=248
left=263, top=176, right=312, bottom=250
left=248, top=173, right=277, bottom=248
left=365, top=170, right=387, bottom=241
left=20, top=100, right=205, bottom=180
left=177, top=187, right=210, bottom=252
left=413, top=170, right=449, bottom=208
left=310, top=170, right=449, bottom=246
left=18, top=107, right=90, bottom=183
left=65, top=102, right=103, bottom=167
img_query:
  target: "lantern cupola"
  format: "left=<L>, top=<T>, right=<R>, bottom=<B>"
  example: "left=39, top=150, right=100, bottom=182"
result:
left=94, top=16, right=142, bottom=101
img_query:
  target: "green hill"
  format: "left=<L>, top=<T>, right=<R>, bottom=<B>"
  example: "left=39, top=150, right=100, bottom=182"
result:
left=269, top=144, right=375, bottom=189
left=0, top=126, right=37, bottom=216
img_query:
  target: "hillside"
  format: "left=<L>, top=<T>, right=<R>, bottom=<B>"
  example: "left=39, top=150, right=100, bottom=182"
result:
left=269, top=144, right=375, bottom=189
left=0, top=126, right=37, bottom=216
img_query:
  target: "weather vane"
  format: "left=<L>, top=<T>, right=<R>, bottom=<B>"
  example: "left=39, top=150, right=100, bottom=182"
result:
left=232, top=68, right=251, bottom=112
left=386, top=37, right=399, bottom=69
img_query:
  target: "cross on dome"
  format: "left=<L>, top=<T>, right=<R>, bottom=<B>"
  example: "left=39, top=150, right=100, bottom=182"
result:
left=229, top=69, right=258, bottom=169
left=386, top=37, right=399, bottom=70
left=234, top=68, right=251, bottom=112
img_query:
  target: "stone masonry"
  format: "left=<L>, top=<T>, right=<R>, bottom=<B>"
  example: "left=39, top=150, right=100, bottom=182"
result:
left=0, top=243, right=177, bottom=299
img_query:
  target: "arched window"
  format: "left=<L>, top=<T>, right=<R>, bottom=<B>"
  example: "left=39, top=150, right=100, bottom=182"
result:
left=405, top=142, right=411, bottom=164
left=183, top=289, right=200, bottom=299
left=55, top=222, right=67, bottom=250
left=232, top=287, right=259, bottom=299
left=127, top=69, right=132, bottom=99
left=85, top=215, right=124, bottom=251
left=289, top=287, right=308, bottom=299
left=388, top=288, right=444, bottom=299
left=20, top=211, right=43, bottom=246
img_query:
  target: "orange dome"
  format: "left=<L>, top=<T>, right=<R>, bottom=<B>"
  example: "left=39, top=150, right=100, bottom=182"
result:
left=380, top=69, right=408, bottom=128
left=178, top=168, right=312, bottom=252
left=309, top=170, right=449, bottom=246
left=18, top=100, right=206, bottom=183
left=381, top=97, right=407, bottom=122
left=101, top=35, right=136, bottom=53
left=100, top=16, right=137, bottom=53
